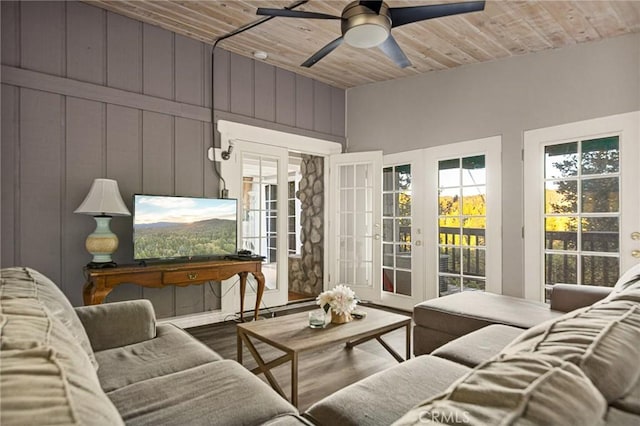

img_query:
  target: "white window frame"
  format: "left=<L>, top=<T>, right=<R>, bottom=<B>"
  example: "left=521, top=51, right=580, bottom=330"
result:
left=523, top=112, right=640, bottom=301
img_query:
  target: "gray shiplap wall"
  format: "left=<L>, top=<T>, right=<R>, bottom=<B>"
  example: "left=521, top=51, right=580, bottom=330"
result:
left=0, top=1, right=346, bottom=317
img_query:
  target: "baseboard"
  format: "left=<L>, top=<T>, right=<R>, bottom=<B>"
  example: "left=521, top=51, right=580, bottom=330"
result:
left=158, top=310, right=233, bottom=328
left=160, top=300, right=320, bottom=329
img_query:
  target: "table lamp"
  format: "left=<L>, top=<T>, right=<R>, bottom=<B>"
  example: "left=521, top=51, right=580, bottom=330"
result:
left=75, top=178, right=130, bottom=268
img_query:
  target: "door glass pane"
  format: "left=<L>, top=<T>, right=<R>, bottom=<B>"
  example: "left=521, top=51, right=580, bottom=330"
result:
left=396, top=271, right=411, bottom=296
left=581, top=178, right=619, bottom=213
left=463, top=217, right=485, bottom=246
left=383, top=268, right=394, bottom=292
left=581, top=137, right=619, bottom=175
left=543, top=137, right=620, bottom=291
left=463, top=278, right=485, bottom=292
left=355, top=164, right=368, bottom=186
left=396, top=243, right=411, bottom=269
left=383, top=244, right=393, bottom=267
left=545, top=181, right=577, bottom=213
left=338, top=163, right=373, bottom=288
left=545, top=142, right=578, bottom=178
left=581, top=256, right=619, bottom=286
left=382, top=163, right=412, bottom=297
left=439, top=159, right=460, bottom=186
left=462, top=186, right=485, bottom=215
left=462, top=155, right=486, bottom=185
left=383, top=167, right=393, bottom=191
left=581, top=217, right=618, bottom=252
left=439, top=276, right=460, bottom=296
left=438, top=155, right=487, bottom=297
left=439, top=188, right=459, bottom=215
left=545, top=217, right=577, bottom=251
left=341, top=189, right=354, bottom=211
left=545, top=253, right=577, bottom=285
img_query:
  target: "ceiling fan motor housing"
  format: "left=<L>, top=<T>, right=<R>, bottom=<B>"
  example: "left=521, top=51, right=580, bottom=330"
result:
left=341, top=1, right=392, bottom=49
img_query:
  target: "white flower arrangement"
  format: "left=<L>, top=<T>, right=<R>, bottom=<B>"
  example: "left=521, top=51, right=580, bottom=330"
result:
left=316, top=285, right=358, bottom=315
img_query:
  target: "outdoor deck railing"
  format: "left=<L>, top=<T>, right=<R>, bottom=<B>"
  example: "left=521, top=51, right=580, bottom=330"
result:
left=439, top=227, right=618, bottom=286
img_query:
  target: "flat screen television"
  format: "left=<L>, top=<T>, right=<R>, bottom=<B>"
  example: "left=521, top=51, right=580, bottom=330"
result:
left=133, top=194, right=237, bottom=261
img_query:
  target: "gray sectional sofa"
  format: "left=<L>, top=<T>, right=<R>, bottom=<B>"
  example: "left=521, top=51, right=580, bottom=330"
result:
left=0, top=267, right=307, bottom=426
left=2, top=265, right=640, bottom=425
left=305, top=270, right=640, bottom=426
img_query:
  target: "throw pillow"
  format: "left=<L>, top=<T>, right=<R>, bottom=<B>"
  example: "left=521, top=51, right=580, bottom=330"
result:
left=392, top=354, right=606, bottom=426
left=501, top=299, right=640, bottom=403
left=0, top=267, right=98, bottom=369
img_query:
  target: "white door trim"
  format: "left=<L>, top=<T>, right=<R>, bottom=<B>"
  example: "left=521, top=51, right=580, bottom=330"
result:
left=217, top=120, right=342, bottom=156
left=216, top=120, right=343, bottom=313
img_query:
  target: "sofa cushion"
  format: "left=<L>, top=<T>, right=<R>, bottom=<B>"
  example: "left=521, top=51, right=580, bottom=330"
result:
left=75, top=300, right=157, bottom=351
left=259, top=414, right=314, bottom=426
left=502, top=299, right=640, bottom=403
left=106, top=360, right=298, bottom=426
left=413, top=291, right=563, bottom=336
left=392, top=354, right=606, bottom=426
left=305, top=355, right=470, bottom=426
left=605, top=407, right=640, bottom=426
left=0, top=296, right=123, bottom=425
left=614, top=372, right=640, bottom=415
left=432, top=324, right=524, bottom=367
left=0, top=267, right=98, bottom=369
left=96, top=323, right=222, bottom=392
left=549, top=283, right=613, bottom=312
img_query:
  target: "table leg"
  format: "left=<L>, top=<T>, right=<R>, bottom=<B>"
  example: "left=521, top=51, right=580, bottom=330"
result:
left=238, top=272, right=248, bottom=322
left=239, top=333, right=287, bottom=399
left=291, top=352, right=299, bottom=408
left=82, top=278, right=112, bottom=305
left=252, top=271, right=265, bottom=320
left=406, top=322, right=411, bottom=360
left=237, top=330, right=243, bottom=364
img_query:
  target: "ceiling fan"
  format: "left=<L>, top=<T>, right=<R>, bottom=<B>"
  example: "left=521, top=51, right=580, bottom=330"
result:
left=257, top=1, right=486, bottom=68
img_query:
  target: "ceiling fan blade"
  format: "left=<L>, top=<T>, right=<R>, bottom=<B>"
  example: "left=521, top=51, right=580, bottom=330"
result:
left=301, top=36, right=344, bottom=68
left=378, top=35, right=411, bottom=68
left=359, top=1, right=383, bottom=14
left=256, top=8, right=340, bottom=20
left=390, top=1, right=485, bottom=28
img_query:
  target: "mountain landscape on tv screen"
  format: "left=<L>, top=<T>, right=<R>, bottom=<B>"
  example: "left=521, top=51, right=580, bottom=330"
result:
left=134, top=218, right=236, bottom=260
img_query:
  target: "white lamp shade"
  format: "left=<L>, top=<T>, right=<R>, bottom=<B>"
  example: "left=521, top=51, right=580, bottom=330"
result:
left=74, top=178, right=131, bottom=216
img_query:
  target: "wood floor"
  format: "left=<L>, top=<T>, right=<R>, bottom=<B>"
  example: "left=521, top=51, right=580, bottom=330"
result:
left=186, top=306, right=412, bottom=412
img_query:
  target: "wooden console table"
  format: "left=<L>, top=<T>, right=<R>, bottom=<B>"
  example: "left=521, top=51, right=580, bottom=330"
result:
left=83, top=259, right=265, bottom=322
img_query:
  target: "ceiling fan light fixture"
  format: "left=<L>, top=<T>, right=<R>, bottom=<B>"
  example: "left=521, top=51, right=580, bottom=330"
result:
left=344, top=24, right=389, bottom=48
left=341, top=2, right=392, bottom=49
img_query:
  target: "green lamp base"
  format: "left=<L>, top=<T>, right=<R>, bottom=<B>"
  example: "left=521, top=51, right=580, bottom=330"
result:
left=85, top=216, right=119, bottom=267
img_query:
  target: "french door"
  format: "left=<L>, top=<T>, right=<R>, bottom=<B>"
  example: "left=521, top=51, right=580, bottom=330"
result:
left=328, top=152, right=382, bottom=303
left=524, top=112, right=640, bottom=301
left=221, top=140, right=289, bottom=311
left=424, top=137, right=503, bottom=300
left=381, top=150, right=425, bottom=310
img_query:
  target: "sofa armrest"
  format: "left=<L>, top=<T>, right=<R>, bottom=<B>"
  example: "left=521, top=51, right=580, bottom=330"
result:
left=549, top=284, right=612, bottom=313
left=74, top=299, right=157, bottom=351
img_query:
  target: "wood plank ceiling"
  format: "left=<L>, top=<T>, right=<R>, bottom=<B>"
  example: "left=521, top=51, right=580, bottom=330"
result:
left=86, top=1, right=640, bottom=89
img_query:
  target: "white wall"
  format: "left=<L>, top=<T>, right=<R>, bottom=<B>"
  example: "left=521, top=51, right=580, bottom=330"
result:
left=346, top=33, right=640, bottom=298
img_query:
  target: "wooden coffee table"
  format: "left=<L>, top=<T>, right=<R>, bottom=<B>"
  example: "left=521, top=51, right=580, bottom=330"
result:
left=236, top=306, right=411, bottom=407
